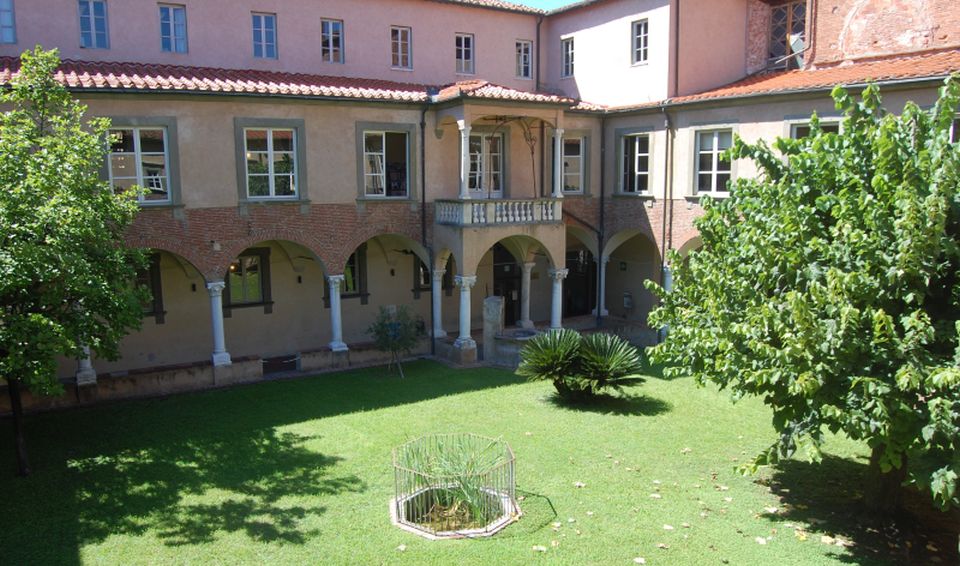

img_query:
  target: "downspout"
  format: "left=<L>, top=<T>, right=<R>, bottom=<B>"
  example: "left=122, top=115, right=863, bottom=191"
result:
left=536, top=14, right=546, bottom=198
left=595, top=113, right=606, bottom=329
left=672, top=0, right=681, bottom=97
left=420, top=105, right=435, bottom=356
left=659, top=105, right=675, bottom=344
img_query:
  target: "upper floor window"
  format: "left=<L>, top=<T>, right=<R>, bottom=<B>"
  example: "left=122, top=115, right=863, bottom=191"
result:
left=622, top=133, right=650, bottom=193
left=244, top=128, right=297, bottom=198
left=562, top=137, right=584, bottom=193
left=516, top=40, right=532, bottom=79
left=252, top=12, right=277, bottom=59
left=159, top=4, right=187, bottom=53
left=695, top=129, right=733, bottom=194
left=769, top=0, right=805, bottom=69
left=632, top=19, right=648, bottom=65
left=363, top=131, right=409, bottom=198
left=391, top=26, right=412, bottom=69
left=108, top=127, right=170, bottom=203
left=469, top=132, right=504, bottom=196
left=321, top=18, right=343, bottom=63
left=0, top=0, right=16, bottom=44
left=561, top=37, right=574, bottom=78
left=455, top=33, right=474, bottom=74
left=78, top=0, right=109, bottom=49
left=790, top=121, right=839, bottom=139
left=950, top=117, right=959, bottom=143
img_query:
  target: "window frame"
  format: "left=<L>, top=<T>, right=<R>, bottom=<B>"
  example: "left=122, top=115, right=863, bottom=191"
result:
left=788, top=120, right=840, bottom=139
left=516, top=39, right=532, bottom=79
left=320, top=18, right=344, bottom=63
left=631, top=19, right=648, bottom=65
left=138, top=253, right=165, bottom=324
left=560, top=37, right=574, bottom=78
left=224, top=247, right=273, bottom=315
left=949, top=116, right=959, bottom=143
left=252, top=12, right=278, bottom=59
left=391, top=25, right=412, bottom=70
left=159, top=3, right=187, bottom=53
left=355, top=121, right=417, bottom=200
left=78, top=0, right=109, bottom=49
left=467, top=129, right=508, bottom=197
left=768, top=0, right=806, bottom=70
left=553, top=131, right=591, bottom=195
left=234, top=118, right=308, bottom=205
left=693, top=127, right=735, bottom=196
left=104, top=117, right=181, bottom=207
left=617, top=129, right=652, bottom=195
left=455, top=32, right=475, bottom=75
left=0, top=0, right=16, bottom=44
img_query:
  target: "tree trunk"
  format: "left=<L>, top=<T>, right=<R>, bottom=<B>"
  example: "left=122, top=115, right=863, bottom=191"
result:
left=865, top=443, right=906, bottom=514
left=6, top=378, right=31, bottom=476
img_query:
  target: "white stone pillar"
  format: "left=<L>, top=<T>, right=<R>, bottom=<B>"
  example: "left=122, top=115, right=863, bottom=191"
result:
left=454, top=275, right=477, bottom=349
left=76, top=346, right=97, bottom=386
left=549, top=268, right=569, bottom=330
left=663, top=264, right=673, bottom=292
left=459, top=122, right=472, bottom=200
left=431, top=269, right=447, bottom=338
left=520, top=262, right=535, bottom=329
left=207, top=281, right=232, bottom=366
left=327, top=275, right=349, bottom=352
left=553, top=128, right=565, bottom=199
left=593, top=255, right=610, bottom=316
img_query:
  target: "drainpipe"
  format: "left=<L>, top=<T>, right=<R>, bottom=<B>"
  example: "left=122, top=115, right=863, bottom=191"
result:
left=658, top=105, right=675, bottom=344
left=421, top=105, right=435, bottom=356
left=535, top=15, right=543, bottom=91
left=596, top=113, right=606, bottom=329
left=672, top=0, right=681, bottom=97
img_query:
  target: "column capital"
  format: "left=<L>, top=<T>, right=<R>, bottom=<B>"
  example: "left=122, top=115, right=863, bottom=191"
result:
left=600, top=255, right=611, bottom=265
left=522, top=261, right=536, bottom=272
left=548, top=268, right=569, bottom=281
left=327, top=274, right=346, bottom=288
left=432, top=269, right=446, bottom=281
left=454, top=275, right=477, bottom=288
left=458, top=121, right=472, bottom=134
left=206, top=280, right=226, bottom=295
left=554, top=127, right=565, bottom=138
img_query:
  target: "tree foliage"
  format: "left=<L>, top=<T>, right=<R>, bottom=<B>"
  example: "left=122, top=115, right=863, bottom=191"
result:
left=0, top=47, right=146, bottom=474
left=646, top=79, right=960, bottom=511
left=366, top=305, right=425, bottom=377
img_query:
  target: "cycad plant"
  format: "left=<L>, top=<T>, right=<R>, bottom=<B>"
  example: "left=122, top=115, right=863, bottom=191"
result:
left=516, top=329, right=645, bottom=402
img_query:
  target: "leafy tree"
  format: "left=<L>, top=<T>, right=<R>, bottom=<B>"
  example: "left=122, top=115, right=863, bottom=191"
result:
left=646, top=79, right=960, bottom=512
left=366, top=305, right=425, bottom=378
left=517, top=329, right=645, bottom=402
left=0, top=47, right=146, bottom=476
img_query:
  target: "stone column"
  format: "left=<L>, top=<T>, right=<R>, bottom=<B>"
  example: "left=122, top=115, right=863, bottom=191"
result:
left=663, top=263, right=674, bottom=292
left=553, top=127, right=565, bottom=199
left=207, top=281, right=232, bottom=366
left=520, top=261, right=535, bottom=329
left=431, top=269, right=447, bottom=338
left=75, top=346, right=97, bottom=386
left=549, top=268, right=569, bottom=330
left=454, top=275, right=477, bottom=349
left=327, top=274, right=349, bottom=352
left=459, top=122, right=472, bottom=199
left=593, top=255, right=610, bottom=317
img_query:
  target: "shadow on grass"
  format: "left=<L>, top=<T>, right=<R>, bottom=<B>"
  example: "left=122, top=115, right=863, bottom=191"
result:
left=495, top=489, right=558, bottom=539
left=0, top=360, right=523, bottom=564
left=544, top=392, right=671, bottom=417
left=760, top=455, right=959, bottom=566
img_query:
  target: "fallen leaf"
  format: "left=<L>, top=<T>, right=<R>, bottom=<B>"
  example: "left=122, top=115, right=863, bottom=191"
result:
left=663, top=524, right=674, bottom=530
left=699, top=512, right=708, bottom=518
left=568, top=518, right=576, bottom=523
left=586, top=511, right=594, bottom=516
left=532, top=545, right=547, bottom=552
left=657, top=543, right=670, bottom=549
left=649, top=493, right=662, bottom=499
left=551, top=540, right=560, bottom=548
left=717, top=485, right=730, bottom=491
left=633, top=558, right=646, bottom=564
left=524, top=431, right=533, bottom=436
left=614, top=460, right=621, bottom=465
left=927, top=542, right=940, bottom=552
left=755, top=537, right=767, bottom=545
left=820, top=535, right=836, bottom=546
left=681, top=447, right=692, bottom=454
left=573, top=481, right=586, bottom=488
left=723, top=497, right=733, bottom=503
left=653, top=480, right=662, bottom=485
left=681, top=522, right=691, bottom=529
left=396, top=544, right=407, bottom=552
left=764, top=507, right=778, bottom=514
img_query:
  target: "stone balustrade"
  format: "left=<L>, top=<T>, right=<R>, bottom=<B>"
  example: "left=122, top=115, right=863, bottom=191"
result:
left=435, top=198, right=562, bottom=226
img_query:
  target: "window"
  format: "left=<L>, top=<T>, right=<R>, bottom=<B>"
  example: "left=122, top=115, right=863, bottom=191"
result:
left=516, top=40, right=532, bottom=79
left=769, top=0, right=805, bottom=69
left=108, top=127, right=171, bottom=203
left=326, top=244, right=368, bottom=305
left=158, top=4, right=187, bottom=53
left=137, top=253, right=165, bottom=323
left=561, top=37, right=574, bottom=78
left=950, top=117, right=959, bottom=143
left=632, top=19, right=648, bottom=65
left=621, top=134, right=650, bottom=193
left=244, top=128, right=297, bottom=199
left=226, top=248, right=272, bottom=313
left=695, top=129, right=733, bottom=194
left=363, top=131, right=409, bottom=197
left=252, top=12, right=277, bottom=59
left=562, top=137, right=584, bottom=193
left=78, top=0, right=109, bottom=49
left=413, top=258, right=430, bottom=299
left=391, top=26, right=412, bottom=69
left=455, top=33, right=474, bottom=74
left=321, top=18, right=343, bottom=63
left=0, top=0, right=15, bottom=44
left=469, top=133, right=504, bottom=195
left=790, top=121, right=839, bottom=138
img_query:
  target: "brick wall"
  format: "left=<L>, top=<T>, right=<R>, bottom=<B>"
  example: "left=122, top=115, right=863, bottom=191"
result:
left=746, top=0, right=772, bottom=74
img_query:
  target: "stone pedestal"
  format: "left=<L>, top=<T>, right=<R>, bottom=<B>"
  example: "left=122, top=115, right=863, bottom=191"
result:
left=483, top=296, right=504, bottom=362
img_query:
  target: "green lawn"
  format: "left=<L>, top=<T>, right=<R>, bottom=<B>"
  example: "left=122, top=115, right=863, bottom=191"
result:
left=0, top=361, right=954, bottom=565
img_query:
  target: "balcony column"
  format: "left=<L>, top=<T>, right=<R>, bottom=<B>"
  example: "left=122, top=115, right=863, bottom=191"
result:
left=454, top=275, right=477, bottom=349
left=458, top=122, right=472, bottom=200
left=549, top=268, right=569, bottom=330
left=431, top=269, right=447, bottom=338
left=592, top=255, right=610, bottom=317
left=553, top=127, right=565, bottom=199
left=519, top=262, right=535, bottom=329
left=207, top=281, right=232, bottom=366
left=327, top=275, right=349, bottom=352
left=75, top=346, right=97, bottom=386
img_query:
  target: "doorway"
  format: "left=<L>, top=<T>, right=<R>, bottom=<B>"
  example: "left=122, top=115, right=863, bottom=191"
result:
left=492, top=243, right=521, bottom=326
left=564, top=249, right=596, bottom=317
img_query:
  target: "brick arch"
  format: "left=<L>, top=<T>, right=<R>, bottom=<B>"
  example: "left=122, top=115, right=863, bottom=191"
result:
left=332, top=226, right=423, bottom=274
left=215, top=230, right=332, bottom=281
left=125, top=235, right=210, bottom=278
left=674, top=232, right=703, bottom=259
left=602, top=228, right=661, bottom=264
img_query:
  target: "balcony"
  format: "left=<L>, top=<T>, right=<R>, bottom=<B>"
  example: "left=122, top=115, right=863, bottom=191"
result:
left=435, top=198, right=562, bottom=227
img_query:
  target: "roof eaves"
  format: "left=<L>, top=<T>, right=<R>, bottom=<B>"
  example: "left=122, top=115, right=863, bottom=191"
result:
left=427, top=0, right=544, bottom=15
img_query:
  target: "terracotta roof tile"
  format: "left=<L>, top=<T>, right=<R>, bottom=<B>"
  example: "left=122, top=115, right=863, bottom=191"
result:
left=429, top=0, right=543, bottom=14
left=435, top=79, right=577, bottom=104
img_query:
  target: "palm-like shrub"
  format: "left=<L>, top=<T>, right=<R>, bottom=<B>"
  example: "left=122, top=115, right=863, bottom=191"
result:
left=517, top=329, right=645, bottom=401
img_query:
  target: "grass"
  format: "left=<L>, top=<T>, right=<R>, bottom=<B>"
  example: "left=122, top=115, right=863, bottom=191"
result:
left=0, top=360, right=955, bottom=565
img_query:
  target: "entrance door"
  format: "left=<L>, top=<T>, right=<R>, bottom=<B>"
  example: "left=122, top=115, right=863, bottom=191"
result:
left=564, top=249, right=596, bottom=317
left=492, top=244, right=520, bottom=326
left=468, top=133, right=504, bottom=199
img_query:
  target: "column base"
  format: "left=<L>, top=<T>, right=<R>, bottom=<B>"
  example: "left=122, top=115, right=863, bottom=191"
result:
left=75, top=368, right=97, bottom=387
left=549, top=325, right=563, bottom=331
left=329, top=341, right=349, bottom=352
left=591, top=308, right=610, bottom=317
left=454, top=336, right=477, bottom=350
left=212, top=352, right=232, bottom=367
left=519, top=319, right=535, bottom=330
left=432, top=329, right=448, bottom=339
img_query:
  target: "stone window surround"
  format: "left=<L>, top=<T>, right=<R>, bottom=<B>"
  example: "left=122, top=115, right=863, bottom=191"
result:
left=103, top=116, right=183, bottom=209
left=554, top=129, right=592, bottom=196
left=354, top=121, right=418, bottom=201
left=690, top=123, right=740, bottom=197
left=614, top=125, right=654, bottom=196
left=233, top=117, right=308, bottom=206
left=464, top=124, right=513, bottom=198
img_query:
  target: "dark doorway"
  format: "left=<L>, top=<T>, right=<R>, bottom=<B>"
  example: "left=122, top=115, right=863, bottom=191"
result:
left=492, top=243, right=521, bottom=326
left=564, top=249, right=596, bottom=317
